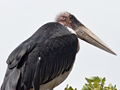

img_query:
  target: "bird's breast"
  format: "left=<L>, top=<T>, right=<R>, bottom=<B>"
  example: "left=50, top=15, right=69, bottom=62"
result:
left=30, top=68, right=72, bottom=90
left=41, top=67, right=72, bottom=90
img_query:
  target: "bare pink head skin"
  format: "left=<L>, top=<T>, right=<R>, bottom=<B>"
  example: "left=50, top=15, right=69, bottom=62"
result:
left=56, top=12, right=72, bottom=28
left=55, top=12, right=116, bottom=55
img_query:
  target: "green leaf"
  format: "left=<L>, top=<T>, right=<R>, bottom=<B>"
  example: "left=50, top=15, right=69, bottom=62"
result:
left=69, top=86, right=74, bottom=90
left=82, top=85, right=91, bottom=90
left=85, top=76, right=101, bottom=83
left=94, top=88, right=100, bottom=90
left=103, top=87, right=109, bottom=90
left=113, top=85, right=117, bottom=90
left=104, top=86, right=110, bottom=89
left=108, top=83, right=113, bottom=89
left=64, top=85, right=77, bottom=90
left=64, top=84, right=69, bottom=90
left=87, top=84, right=95, bottom=89
left=102, top=77, right=106, bottom=85
left=93, top=83, right=100, bottom=88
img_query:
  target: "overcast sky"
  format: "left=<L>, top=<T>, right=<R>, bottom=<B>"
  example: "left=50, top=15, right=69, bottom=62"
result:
left=0, top=0, right=120, bottom=90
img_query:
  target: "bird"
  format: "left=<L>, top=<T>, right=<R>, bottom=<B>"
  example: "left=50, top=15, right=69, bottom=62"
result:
left=1, top=12, right=116, bottom=90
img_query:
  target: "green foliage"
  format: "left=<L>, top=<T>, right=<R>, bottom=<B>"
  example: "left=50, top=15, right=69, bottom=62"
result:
left=64, top=84, right=77, bottom=90
left=64, top=76, right=117, bottom=90
left=82, top=76, right=117, bottom=90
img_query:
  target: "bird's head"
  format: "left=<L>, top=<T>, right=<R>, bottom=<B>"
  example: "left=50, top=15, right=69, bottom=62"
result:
left=56, top=12, right=116, bottom=55
left=56, top=12, right=82, bottom=30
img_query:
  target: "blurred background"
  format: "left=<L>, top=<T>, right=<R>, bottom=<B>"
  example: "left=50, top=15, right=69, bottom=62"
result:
left=0, top=0, right=120, bottom=90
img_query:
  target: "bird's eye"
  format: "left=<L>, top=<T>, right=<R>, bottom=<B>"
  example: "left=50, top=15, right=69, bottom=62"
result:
left=62, top=17, right=66, bottom=21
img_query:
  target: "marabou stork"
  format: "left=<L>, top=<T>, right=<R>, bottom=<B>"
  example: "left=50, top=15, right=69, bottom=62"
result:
left=1, top=12, right=116, bottom=90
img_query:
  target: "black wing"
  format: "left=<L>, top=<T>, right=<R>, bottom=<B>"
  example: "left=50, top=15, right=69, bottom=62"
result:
left=1, top=22, right=78, bottom=90
left=32, top=34, right=78, bottom=89
left=1, top=38, right=38, bottom=90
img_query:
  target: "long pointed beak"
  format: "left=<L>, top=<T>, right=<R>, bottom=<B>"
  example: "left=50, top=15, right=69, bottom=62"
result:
left=75, top=26, right=116, bottom=55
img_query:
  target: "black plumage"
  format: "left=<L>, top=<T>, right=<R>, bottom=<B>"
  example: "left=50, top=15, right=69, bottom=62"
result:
left=1, top=22, right=78, bottom=90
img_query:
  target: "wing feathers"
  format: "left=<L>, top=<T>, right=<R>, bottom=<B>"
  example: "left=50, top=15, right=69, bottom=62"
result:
left=7, top=41, right=36, bottom=69
left=1, top=68, right=20, bottom=90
